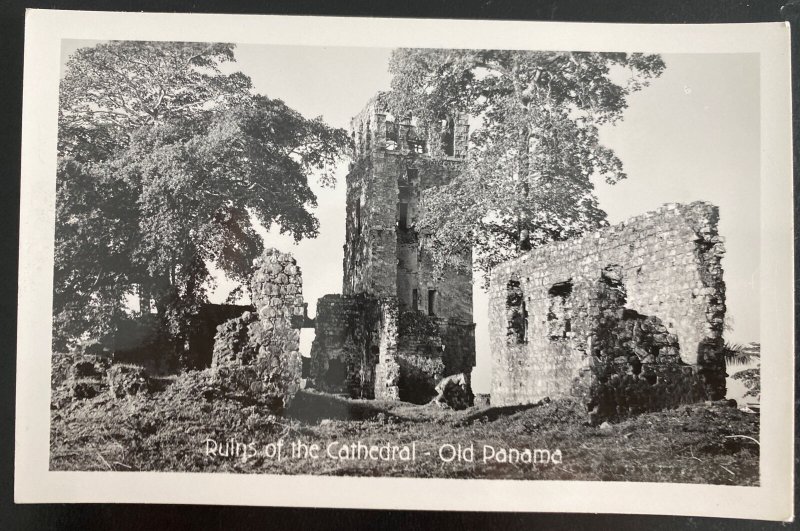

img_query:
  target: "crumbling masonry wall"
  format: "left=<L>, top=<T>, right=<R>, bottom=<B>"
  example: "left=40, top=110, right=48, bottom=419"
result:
left=187, top=303, right=254, bottom=370
left=311, top=95, right=476, bottom=403
left=310, top=295, right=476, bottom=404
left=309, top=294, right=381, bottom=398
left=489, top=202, right=726, bottom=420
left=212, top=249, right=303, bottom=411
left=342, top=95, right=471, bottom=310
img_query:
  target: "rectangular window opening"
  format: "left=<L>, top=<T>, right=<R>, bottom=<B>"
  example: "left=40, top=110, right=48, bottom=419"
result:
left=427, top=289, right=436, bottom=316
left=398, top=202, right=409, bottom=230
left=547, top=280, right=573, bottom=341
left=412, top=288, right=419, bottom=311
left=521, top=300, right=529, bottom=343
left=441, top=116, right=455, bottom=156
left=506, top=279, right=528, bottom=345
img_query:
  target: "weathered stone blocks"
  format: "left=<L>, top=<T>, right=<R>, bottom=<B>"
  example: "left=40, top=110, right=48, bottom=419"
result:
left=309, top=294, right=381, bottom=398
left=309, top=96, right=476, bottom=403
left=489, top=202, right=727, bottom=421
left=107, top=364, right=151, bottom=398
left=374, top=298, right=401, bottom=400
left=432, top=373, right=473, bottom=410
left=211, top=249, right=303, bottom=412
left=64, top=355, right=111, bottom=400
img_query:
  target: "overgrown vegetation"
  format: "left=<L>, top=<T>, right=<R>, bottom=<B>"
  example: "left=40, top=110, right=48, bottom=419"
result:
left=387, top=50, right=665, bottom=279
left=51, top=374, right=759, bottom=485
left=55, top=42, right=348, bottom=358
left=725, top=342, right=761, bottom=401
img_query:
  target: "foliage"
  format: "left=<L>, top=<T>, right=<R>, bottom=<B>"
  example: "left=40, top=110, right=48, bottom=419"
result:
left=387, top=49, right=665, bottom=277
left=732, top=369, right=760, bottom=399
left=725, top=342, right=760, bottom=399
left=55, top=42, right=349, bottom=353
left=59, top=42, right=251, bottom=160
left=398, top=310, right=441, bottom=338
left=722, top=342, right=760, bottom=367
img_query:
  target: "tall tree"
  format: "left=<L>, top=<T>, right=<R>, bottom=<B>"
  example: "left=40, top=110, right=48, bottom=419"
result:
left=387, top=49, right=665, bottom=278
left=54, top=42, right=348, bottom=355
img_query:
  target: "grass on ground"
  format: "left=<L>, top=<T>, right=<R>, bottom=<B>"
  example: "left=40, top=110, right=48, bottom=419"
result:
left=50, top=371, right=759, bottom=485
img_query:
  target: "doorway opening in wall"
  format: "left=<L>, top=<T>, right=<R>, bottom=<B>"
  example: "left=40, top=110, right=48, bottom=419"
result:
left=325, top=358, right=347, bottom=390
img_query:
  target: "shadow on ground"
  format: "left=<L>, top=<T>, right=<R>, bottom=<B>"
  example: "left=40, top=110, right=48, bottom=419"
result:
left=286, top=389, right=547, bottom=426
left=286, top=390, right=406, bottom=423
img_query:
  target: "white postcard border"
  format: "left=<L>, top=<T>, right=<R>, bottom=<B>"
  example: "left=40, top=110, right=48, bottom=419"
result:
left=16, top=10, right=794, bottom=521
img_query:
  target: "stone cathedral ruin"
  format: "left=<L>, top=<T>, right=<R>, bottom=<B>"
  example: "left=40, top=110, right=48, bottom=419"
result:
left=489, top=202, right=727, bottom=420
left=203, top=95, right=728, bottom=420
left=307, top=97, right=476, bottom=404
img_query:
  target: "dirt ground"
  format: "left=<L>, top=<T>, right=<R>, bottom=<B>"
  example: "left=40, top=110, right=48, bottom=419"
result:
left=50, top=371, right=760, bottom=485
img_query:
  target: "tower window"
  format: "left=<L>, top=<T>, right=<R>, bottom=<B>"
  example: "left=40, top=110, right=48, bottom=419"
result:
left=398, top=183, right=412, bottom=231
left=427, top=290, right=437, bottom=316
left=385, top=120, right=398, bottom=150
left=398, top=203, right=409, bottom=229
left=412, top=289, right=419, bottom=311
left=355, top=201, right=362, bottom=233
left=406, top=127, right=425, bottom=153
left=441, top=116, right=455, bottom=156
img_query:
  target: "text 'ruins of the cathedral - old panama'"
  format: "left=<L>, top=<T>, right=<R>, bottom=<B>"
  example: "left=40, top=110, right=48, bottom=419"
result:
left=309, top=95, right=477, bottom=405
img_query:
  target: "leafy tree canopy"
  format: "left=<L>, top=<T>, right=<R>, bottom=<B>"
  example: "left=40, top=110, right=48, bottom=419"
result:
left=55, top=42, right=348, bottom=353
left=387, top=49, right=665, bottom=278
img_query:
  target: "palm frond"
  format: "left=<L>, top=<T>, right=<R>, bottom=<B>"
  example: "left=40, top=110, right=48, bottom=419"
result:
left=723, top=342, right=759, bottom=367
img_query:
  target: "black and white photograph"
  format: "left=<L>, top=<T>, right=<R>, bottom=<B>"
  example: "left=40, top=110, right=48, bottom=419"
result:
left=14, top=11, right=793, bottom=519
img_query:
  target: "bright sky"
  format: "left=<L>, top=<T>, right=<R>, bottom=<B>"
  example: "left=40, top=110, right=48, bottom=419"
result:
left=61, top=42, right=761, bottom=395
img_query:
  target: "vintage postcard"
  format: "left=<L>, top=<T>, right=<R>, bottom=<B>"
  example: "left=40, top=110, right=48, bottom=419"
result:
left=16, top=10, right=794, bottom=520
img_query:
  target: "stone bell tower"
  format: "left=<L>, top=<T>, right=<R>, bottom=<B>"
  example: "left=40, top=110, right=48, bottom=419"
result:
left=311, top=94, right=476, bottom=404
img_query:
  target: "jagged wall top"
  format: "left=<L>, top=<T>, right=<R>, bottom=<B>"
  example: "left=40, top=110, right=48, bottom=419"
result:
left=490, top=201, right=723, bottom=281
left=349, top=93, right=469, bottom=162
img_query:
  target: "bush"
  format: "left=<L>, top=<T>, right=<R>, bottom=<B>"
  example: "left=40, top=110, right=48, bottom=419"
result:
left=107, top=364, right=151, bottom=398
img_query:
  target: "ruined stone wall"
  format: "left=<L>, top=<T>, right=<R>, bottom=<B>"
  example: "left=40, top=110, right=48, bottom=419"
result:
left=212, top=249, right=303, bottom=411
left=310, top=296, right=477, bottom=403
left=374, top=298, right=401, bottom=400
left=489, top=202, right=726, bottom=419
left=329, top=96, right=476, bottom=404
left=342, top=155, right=398, bottom=297
left=187, top=303, right=254, bottom=369
left=393, top=313, right=477, bottom=404
left=310, top=294, right=406, bottom=401
left=396, top=310, right=445, bottom=403
left=309, top=294, right=381, bottom=398
left=416, top=246, right=473, bottom=322
left=440, top=320, right=477, bottom=376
